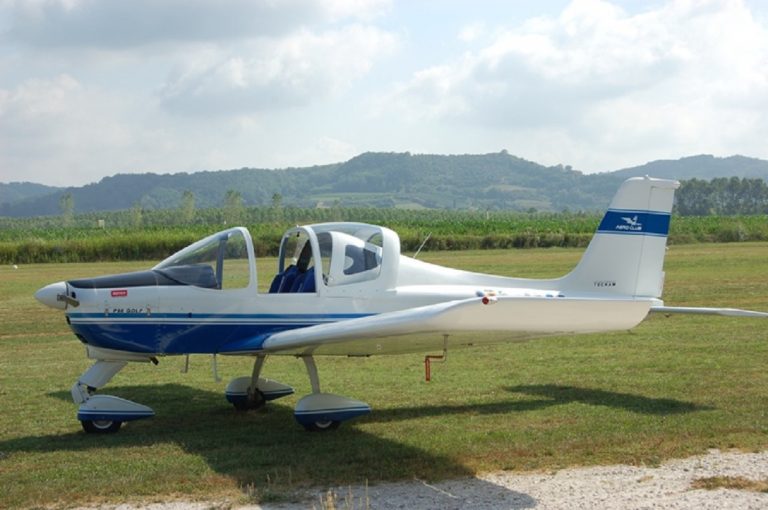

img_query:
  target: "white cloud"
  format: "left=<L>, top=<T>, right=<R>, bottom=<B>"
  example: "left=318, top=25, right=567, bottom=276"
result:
left=458, top=22, right=487, bottom=43
left=160, top=25, right=398, bottom=116
left=0, top=74, right=152, bottom=185
left=0, top=0, right=399, bottom=185
left=2, top=0, right=768, bottom=187
left=324, top=0, right=391, bottom=22
left=382, top=0, right=768, bottom=170
left=387, top=0, right=685, bottom=123
left=4, top=0, right=392, bottom=48
left=0, top=73, right=256, bottom=184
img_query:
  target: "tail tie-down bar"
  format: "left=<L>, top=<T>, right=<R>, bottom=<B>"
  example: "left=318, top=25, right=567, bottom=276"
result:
left=424, top=335, right=449, bottom=382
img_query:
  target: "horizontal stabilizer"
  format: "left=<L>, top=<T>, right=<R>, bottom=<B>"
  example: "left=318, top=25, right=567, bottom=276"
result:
left=651, top=306, right=768, bottom=318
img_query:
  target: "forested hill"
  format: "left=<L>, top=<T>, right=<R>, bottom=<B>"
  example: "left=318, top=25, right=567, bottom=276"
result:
left=611, top=154, right=768, bottom=180
left=0, top=182, right=61, bottom=207
left=1, top=152, right=767, bottom=217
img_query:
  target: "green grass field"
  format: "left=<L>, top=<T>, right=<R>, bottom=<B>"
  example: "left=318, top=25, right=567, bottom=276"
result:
left=1, top=244, right=767, bottom=507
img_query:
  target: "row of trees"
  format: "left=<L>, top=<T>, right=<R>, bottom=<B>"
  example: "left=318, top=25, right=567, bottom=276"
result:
left=675, top=178, right=768, bottom=215
left=56, top=178, right=768, bottom=227
left=59, top=189, right=270, bottom=228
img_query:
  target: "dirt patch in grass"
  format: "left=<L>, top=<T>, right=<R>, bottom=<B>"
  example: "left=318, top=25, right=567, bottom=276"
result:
left=692, top=475, right=768, bottom=493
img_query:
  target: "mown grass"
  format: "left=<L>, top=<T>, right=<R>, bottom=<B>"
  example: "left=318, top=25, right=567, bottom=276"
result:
left=0, top=243, right=767, bottom=507
left=692, top=476, right=768, bottom=493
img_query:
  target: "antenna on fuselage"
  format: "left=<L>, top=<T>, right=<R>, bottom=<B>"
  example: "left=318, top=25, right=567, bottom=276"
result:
left=413, top=232, right=432, bottom=259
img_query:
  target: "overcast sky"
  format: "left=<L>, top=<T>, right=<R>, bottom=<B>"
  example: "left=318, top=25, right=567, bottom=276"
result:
left=1, top=0, right=767, bottom=186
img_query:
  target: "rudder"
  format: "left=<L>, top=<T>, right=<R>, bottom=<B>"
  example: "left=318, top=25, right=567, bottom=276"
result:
left=561, top=177, right=680, bottom=298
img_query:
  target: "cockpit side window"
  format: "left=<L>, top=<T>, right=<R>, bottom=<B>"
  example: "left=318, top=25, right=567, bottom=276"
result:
left=220, top=231, right=251, bottom=289
left=155, top=229, right=252, bottom=289
left=323, top=231, right=382, bottom=287
left=343, top=244, right=381, bottom=275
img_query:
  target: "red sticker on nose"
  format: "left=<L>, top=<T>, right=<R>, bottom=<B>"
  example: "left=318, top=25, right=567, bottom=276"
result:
left=111, top=290, right=128, bottom=297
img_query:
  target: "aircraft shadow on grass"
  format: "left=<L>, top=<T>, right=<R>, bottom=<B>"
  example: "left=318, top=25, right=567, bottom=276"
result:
left=0, top=384, right=537, bottom=508
left=0, top=383, right=708, bottom=507
left=503, top=384, right=714, bottom=415
left=363, top=383, right=712, bottom=423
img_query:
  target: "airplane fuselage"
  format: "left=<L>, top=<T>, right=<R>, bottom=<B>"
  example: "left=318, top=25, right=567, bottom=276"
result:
left=60, top=279, right=650, bottom=357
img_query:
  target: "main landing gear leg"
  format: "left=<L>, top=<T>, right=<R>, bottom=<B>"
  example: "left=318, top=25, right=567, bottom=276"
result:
left=293, top=355, right=371, bottom=432
left=225, top=354, right=294, bottom=410
left=72, top=360, right=154, bottom=434
left=304, top=355, right=322, bottom=394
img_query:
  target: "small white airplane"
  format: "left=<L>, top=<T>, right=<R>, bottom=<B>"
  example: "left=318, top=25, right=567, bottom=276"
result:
left=35, top=177, right=767, bottom=433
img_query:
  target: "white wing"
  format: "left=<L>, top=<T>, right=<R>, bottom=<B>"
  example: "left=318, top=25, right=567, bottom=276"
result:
left=651, top=306, right=768, bottom=318
left=219, top=296, right=651, bottom=356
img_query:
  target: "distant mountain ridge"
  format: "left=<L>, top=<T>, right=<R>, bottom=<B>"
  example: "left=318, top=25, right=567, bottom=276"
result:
left=611, top=154, right=768, bottom=180
left=1, top=153, right=767, bottom=217
left=0, top=182, right=62, bottom=206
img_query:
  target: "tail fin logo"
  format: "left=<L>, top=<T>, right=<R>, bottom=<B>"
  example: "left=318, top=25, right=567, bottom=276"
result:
left=597, top=210, right=670, bottom=237
left=619, top=215, right=643, bottom=231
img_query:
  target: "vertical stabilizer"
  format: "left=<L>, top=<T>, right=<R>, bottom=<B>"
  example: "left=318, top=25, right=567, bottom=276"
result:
left=561, top=177, right=679, bottom=298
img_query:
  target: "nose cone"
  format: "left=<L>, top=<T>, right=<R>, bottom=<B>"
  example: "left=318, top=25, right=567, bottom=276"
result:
left=35, top=281, right=68, bottom=310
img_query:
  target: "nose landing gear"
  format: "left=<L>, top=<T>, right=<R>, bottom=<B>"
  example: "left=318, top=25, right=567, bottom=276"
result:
left=72, top=360, right=155, bottom=434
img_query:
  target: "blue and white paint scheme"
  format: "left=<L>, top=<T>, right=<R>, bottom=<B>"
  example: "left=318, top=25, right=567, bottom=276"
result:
left=34, top=177, right=768, bottom=434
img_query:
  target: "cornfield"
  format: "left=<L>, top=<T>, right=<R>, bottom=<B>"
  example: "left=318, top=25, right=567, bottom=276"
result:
left=1, top=208, right=766, bottom=264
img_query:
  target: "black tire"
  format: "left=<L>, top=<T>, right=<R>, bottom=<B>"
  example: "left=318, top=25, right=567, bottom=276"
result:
left=233, top=388, right=266, bottom=412
left=232, top=400, right=250, bottom=412
left=81, top=419, right=122, bottom=434
left=303, top=420, right=340, bottom=432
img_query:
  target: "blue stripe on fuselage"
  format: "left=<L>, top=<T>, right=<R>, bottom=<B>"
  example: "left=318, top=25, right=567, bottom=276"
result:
left=66, top=313, right=373, bottom=354
left=67, top=312, right=369, bottom=321
left=597, top=209, right=670, bottom=237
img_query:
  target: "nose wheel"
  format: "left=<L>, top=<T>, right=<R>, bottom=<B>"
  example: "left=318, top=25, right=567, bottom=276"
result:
left=82, top=419, right=122, bottom=434
left=303, top=419, right=340, bottom=432
left=73, top=361, right=155, bottom=434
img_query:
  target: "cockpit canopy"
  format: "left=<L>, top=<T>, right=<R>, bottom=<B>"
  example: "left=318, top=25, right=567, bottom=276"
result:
left=154, top=228, right=255, bottom=289
left=272, top=223, right=397, bottom=293
left=68, top=228, right=256, bottom=291
left=136, top=223, right=400, bottom=293
left=67, top=224, right=400, bottom=293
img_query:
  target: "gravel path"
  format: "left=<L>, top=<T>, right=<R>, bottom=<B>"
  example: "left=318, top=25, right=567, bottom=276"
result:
left=78, top=449, right=768, bottom=509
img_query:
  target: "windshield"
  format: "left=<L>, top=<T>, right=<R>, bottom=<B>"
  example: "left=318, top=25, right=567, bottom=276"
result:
left=154, top=228, right=253, bottom=289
